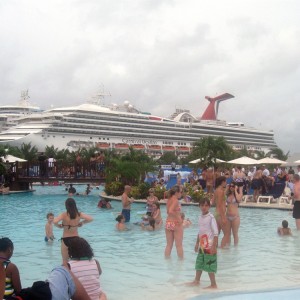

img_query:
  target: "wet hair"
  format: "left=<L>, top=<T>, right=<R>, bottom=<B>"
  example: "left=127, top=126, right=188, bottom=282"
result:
left=153, top=201, right=160, bottom=209
left=46, top=212, right=54, bottom=219
left=65, top=198, right=80, bottom=219
left=148, top=217, right=155, bottom=230
left=116, top=214, right=125, bottom=223
left=67, top=237, right=94, bottom=259
left=282, top=220, right=288, bottom=228
left=167, top=185, right=181, bottom=198
left=215, top=176, right=226, bottom=188
left=0, top=237, right=14, bottom=252
left=149, top=188, right=154, bottom=193
left=199, top=198, right=211, bottom=207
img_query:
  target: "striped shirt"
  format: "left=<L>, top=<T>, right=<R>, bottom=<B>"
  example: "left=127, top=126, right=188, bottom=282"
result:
left=68, top=259, right=101, bottom=300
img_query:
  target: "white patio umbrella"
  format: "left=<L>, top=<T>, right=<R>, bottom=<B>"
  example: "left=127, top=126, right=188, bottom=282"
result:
left=226, top=156, right=258, bottom=165
left=257, top=157, right=287, bottom=165
left=0, top=154, right=27, bottom=163
left=294, top=160, right=300, bottom=164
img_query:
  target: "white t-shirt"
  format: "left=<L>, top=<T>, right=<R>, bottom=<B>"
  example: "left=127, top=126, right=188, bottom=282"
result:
left=262, top=168, right=270, bottom=176
left=198, top=212, right=218, bottom=250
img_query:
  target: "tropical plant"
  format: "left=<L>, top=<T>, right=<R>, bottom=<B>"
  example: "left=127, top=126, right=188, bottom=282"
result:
left=189, top=136, right=234, bottom=167
left=104, top=181, right=124, bottom=196
left=130, top=186, right=141, bottom=199
left=105, top=148, right=156, bottom=186
left=17, top=143, right=38, bottom=162
left=253, top=150, right=267, bottom=159
left=45, top=145, right=59, bottom=158
left=154, top=185, right=167, bottom=200
left=267, top=147, right=289, bottom=161
left=236, top=145, right=254, bottom=158
left=157, top=152, right=178, bottom=165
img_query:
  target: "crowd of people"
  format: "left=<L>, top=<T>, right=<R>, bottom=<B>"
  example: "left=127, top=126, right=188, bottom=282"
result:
left=2, top=164, right=300, bottom=298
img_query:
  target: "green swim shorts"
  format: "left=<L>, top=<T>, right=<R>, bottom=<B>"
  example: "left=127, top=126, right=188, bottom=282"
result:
left=195, top=250, right=217, bottom=273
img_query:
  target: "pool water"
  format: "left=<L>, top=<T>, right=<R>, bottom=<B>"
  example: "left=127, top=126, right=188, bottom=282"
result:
left=1, top=185, right=300, bottom=300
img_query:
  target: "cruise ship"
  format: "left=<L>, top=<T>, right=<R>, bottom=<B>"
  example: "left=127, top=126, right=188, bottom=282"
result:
left=0, top=90, right=42, bottom=132
left=0, top=93, right=277, bottom=155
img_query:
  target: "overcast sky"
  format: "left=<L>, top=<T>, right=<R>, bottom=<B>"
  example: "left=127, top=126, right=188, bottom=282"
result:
left=1, top=0, right=299, bottom=153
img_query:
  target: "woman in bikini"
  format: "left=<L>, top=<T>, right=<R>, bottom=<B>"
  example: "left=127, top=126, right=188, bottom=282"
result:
left=214, top=176, right=230, bottom=248
left=164, top=185, right=184, bottom=259
left=225, top=183, right=243, bottom=246
left=54, top=198, right=93, bottom=265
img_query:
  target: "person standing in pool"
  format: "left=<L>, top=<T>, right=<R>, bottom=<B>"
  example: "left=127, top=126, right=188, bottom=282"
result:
left=45, top=212, right=55, bottom=242
left=164, top=185, right=184, bottom=259
left=54, top=198, right=93, bottom=265
left=214, top=176, right=229, bottom=248
left=188, top=198, right=218, bottom=288
left=292, top=174, right=300, bottom=230
left=121, top=185, right=134, bottom=222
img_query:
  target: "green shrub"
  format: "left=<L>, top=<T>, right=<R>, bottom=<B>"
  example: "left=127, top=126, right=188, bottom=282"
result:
left=138, top=182, right=151, bottom=199
left=104, top=181, right=124, bottom=196
left=182, top=182, right=208, bottom=203
left=130, top=186, right=141, bottom=199
left=154, top=186, right=167, bottom=200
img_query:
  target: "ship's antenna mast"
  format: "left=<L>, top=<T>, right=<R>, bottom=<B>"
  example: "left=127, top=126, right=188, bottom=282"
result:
left=89, top=84, right=111, bottom=105
left=19, top=89, right=30, bottom=107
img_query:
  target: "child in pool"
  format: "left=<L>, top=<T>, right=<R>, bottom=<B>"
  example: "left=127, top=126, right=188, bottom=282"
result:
left=141, top=217, right=156, bottom=231
left=181, top=212, right=192, bottom=228
left=116, top=214, right=126, bottom=231
left=188, top=198, right=218, bottom=288
left=277, top=220, right=292, bottom=236
left=45, top=212, right=55, bottom=242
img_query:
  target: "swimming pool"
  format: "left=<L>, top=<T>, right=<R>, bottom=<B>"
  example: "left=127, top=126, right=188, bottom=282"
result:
left=1, top=185, right=300, bottom=300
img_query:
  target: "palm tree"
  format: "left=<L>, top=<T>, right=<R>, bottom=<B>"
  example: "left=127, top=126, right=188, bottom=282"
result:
left=17, top=143, right=38, bottom=162
left=157, top=152, right=178, bottom=165
left=45, top=145, right=59, bottom=158
left=236, top=145, right=254, bottom=158
left=267, top=147, right=289, bottom=161
left=190, top=136, right=234, bottom=167
left=253, top=150, right=267, bottom=159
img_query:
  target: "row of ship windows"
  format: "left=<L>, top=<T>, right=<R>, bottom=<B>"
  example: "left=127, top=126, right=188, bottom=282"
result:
left=49, top=127, right=274, bottom=143
left=41, top=133, right=186, bottom=146
left=47, top=128, right=276, bottom=147
left=64, top=116, right=273, bottom=137
left=53, top=123, right=274, bottom=142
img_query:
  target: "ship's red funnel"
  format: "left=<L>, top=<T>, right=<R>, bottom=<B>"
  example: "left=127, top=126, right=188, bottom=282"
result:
left=200, top=93, right=234, bottom=120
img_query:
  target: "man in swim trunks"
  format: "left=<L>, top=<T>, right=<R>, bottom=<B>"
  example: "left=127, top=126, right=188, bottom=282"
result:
left=292, top=174, right=300, bottom=230
left=122, top=185, right=134, bottom=222
left=251, top=167, right=262, bottom=201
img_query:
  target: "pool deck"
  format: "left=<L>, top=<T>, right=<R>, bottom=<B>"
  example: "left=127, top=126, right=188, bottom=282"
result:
left=101, top=193, right=293, bottom=210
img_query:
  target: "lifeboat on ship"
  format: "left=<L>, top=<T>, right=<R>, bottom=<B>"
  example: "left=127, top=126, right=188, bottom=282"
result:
left=148, top=145, right=162, bottom=151
left=114, top=143, right=129, bottom=149
left=131, top=144, right=145, bottom=150
left=96, top=142, right=111, bottom=149
left=177, top=146, right=190, bottom=152
left=162, top=146, right=175, bottom=151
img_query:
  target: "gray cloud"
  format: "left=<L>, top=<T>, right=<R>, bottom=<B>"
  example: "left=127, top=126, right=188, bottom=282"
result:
left=0, top=0, right=299, bottom=154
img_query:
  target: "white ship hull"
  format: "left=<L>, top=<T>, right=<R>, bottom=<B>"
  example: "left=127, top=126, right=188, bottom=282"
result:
left=0, top=100, right=277, bottom=154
